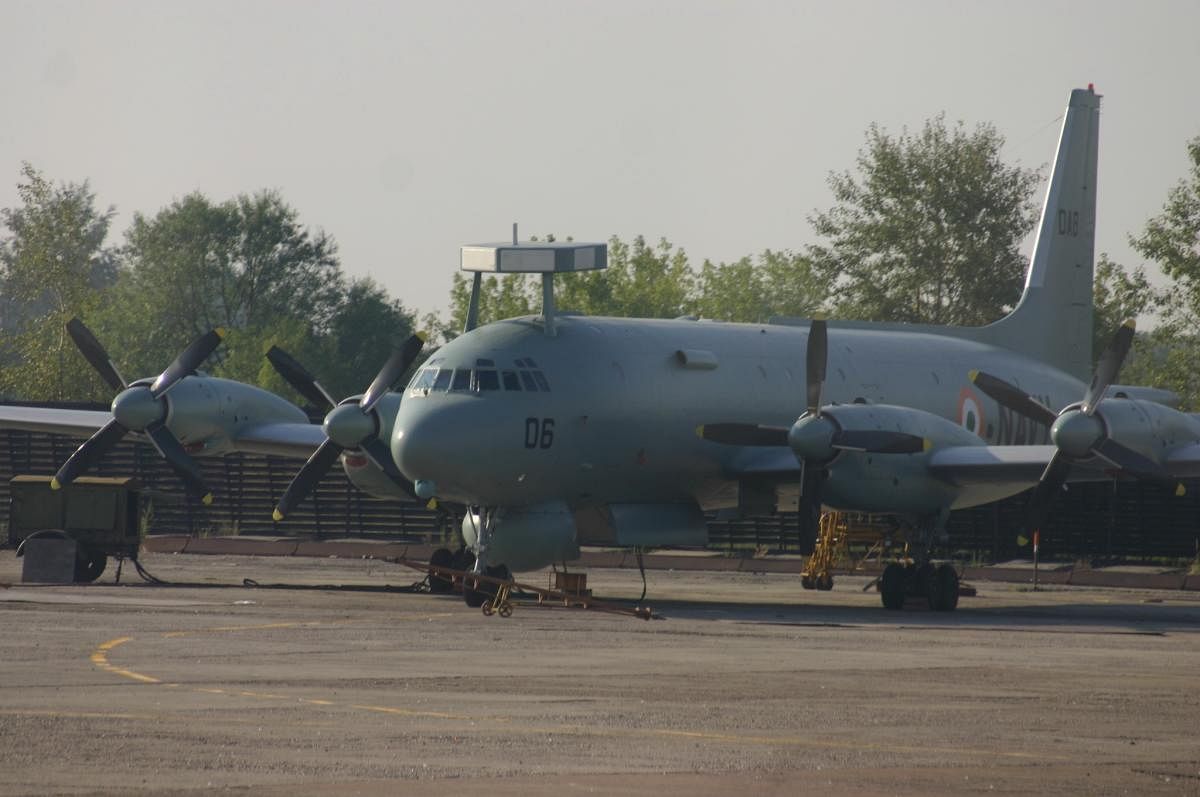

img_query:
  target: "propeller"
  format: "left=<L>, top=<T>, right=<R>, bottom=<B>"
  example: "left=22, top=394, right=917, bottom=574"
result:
left=54, top=318, right=222, bottom=503
left=697, top=318, right=925, bottom=548
left=270, top=334, right=424, bottom=521
left=969, top=319, right=1184, bottom=532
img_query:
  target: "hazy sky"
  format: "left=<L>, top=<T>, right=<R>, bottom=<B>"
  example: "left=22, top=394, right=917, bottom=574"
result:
left=3, top=1, right=1198, bottom=320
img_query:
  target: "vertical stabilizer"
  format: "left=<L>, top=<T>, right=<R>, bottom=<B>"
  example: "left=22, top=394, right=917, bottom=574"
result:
left=979, top=87, right=1101, bottom=381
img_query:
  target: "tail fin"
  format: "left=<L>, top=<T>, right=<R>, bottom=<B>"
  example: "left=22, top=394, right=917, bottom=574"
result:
left=979, top=86, right=1101, bottom=381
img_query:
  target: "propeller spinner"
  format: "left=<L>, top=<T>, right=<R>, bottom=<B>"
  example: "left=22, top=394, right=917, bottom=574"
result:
left=269, top=334, right=425, bottom=520
left=54, top=317, right=222, bottom=503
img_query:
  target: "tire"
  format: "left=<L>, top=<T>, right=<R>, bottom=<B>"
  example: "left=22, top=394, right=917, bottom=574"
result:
left=933, top=564, right=959, bottom=612
left=800, top=574, right=815, bottom=590
left=428, top=548, right=455, bottom=594
left=74, top=547, right=107, bottom=583
left=816, top=572, right=834, bottom=591
left=880, top=562, right=907, bottom=610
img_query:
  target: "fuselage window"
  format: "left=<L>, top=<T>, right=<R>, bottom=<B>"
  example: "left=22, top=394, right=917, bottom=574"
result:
left=450, top=369, right=471, bottom=392
left=519, top=371, right=539, bottom=391
left=501, top=371, right=521, bottom=391
left=474, top=369, right=500, bottom=391
left=411, top=368, right=438, bottom=392
left=532, top=371, right=551, bottom=391
left=432, top=369, right=453, bottom=391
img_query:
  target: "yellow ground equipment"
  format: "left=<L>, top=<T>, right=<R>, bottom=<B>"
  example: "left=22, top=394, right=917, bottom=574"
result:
left=800, top=512, right=908, bottom=590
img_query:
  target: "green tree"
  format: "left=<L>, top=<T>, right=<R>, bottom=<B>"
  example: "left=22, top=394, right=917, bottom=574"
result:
left=314, top=276, right=417, bottom=400
left=694, top=250, right=828, bottom=322
left=1121, top=135, right=1200, bottom=407
left=110, top=190, right=343, bottom=379
left=0, top=164, right=117, bottom=400
left=807, top=116, right=1041, bottom=325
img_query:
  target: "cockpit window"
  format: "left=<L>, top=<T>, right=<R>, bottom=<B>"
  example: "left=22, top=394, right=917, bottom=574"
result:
left=532, top=371, right=551, bottom=391
left=432, top=369, right=453, bottom=391
left=519, top=371, right=538, bottom=391
left=474, top=369, right=500, bottom=391
left=450, top=369, right=471, bottom=392
left=501, top=370, right=521, bottom=391
left=410, top=368, right=438, bottom=392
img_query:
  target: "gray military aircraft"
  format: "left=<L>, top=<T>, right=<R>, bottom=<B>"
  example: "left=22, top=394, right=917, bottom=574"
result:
left=367, top=85, right=1200, bottom=610
left=5, top=86, right=1199, bottom=611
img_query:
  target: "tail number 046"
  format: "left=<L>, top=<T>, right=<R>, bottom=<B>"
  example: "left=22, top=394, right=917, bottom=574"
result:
left=524, top=417, right=555, bottom=449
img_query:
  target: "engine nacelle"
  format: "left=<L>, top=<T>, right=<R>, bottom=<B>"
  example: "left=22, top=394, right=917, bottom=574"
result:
left=1092, top=398, right=1200, bottom=462
left=819, top=403, right=985, bottom=514
left=462, top=501, right=581, bottom=572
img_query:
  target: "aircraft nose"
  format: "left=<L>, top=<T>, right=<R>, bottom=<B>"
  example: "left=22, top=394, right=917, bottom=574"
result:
left=392, top=400, right=469, bottom=489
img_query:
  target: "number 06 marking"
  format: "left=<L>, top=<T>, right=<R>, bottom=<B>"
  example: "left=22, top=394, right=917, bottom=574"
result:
left=524, top=417, right=555, bottom=449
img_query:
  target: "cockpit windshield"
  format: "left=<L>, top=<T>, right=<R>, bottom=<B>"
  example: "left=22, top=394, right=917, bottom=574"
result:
left=407, top=356, right=551, bottom=396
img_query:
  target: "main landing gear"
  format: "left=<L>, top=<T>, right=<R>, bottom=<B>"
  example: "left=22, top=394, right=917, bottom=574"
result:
left=878, top=560, right=959, bottom=611
left=877, top=509, right=961, bottom=611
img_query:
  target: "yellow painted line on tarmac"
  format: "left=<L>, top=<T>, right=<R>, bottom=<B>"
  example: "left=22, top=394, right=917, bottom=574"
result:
left=349, top=703, right=472, bottom=721
left=0, top=708, right=158, bottom=721
left=88, top=620, right=1067, bottom=763
left=90, top=636, right=161, bottom=684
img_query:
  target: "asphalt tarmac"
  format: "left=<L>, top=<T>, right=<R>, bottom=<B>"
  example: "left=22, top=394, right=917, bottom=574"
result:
left=2, top=550, right=1199, bottom=796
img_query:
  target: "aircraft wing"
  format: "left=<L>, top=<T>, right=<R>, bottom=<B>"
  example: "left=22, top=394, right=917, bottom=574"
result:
left=926, top=445, right=1060, bottom=486
left=230, top=422, right=327, bottom=459
left=726, top=443, right=1129, bottom=488
left=1164, top=443, right=1200, bottom=479
left=0, top=404, right=325, bottom=461
left=0, top=404, right=113, bottom=439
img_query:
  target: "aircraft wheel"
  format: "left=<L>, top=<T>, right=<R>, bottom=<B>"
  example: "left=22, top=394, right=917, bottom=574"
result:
left=933, top=564, right=959, bottom=612
left=815, top=572, right=833, bottom=591
left=880, top=563, right=906, bottom=610
left=428, top=548, right=455, bottom=594
left=800, top=574, right=815, bottom=590
left=918, top=562, right=941, bottom=610
left=74, top=546, right=107, bottom=583
left=481, top=601, right=494, bottom=617
left=498, top=602, right=514, bottom=618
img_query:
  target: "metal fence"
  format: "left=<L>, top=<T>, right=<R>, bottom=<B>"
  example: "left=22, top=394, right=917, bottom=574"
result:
left=3, top=423, right=1198, bottom=562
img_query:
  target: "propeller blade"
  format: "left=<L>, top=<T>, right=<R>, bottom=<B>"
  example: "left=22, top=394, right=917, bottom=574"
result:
left=797, top=461, right=824, bottom=555
left=144, top=423, right=213, bottom=504
left=65, top=317, right=126, bottom=392
left=266, top=345, right=337, bottom=411
left=696, top=423, right=789, bottom=447
left=360, top=437, right=417, bottom=499
left=832, top=429, right=927, bottom=454
left=360, top=333, right=425, bottom=413
left=1090, top=438, right=1174, bottom=482
left=806, top=319, right=827, bottom=416
left=52, top=418, right=129, bottom=489
left=969, top=370, right=1058, bottom=428
left=1027, top=452, right=1071, bottom=533
left=151, top=328, right=225, bottom=397
left=273, top=438, right=344, bottom=520
left=1082, top=319, right=1135, bottom=415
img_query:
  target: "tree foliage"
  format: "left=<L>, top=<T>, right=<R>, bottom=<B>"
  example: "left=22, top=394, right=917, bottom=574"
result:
left=807, top=116, right=1041, bottom=326
left=1117, top=135, right=1200, bottom=407
left=0, top=164, right=117, bottom=400
left=442, top=235, right=827, bottom=335
left=694, top=250, right=827, bottom=322
left=1, top=174, right=416, bottom=404
left=107, top=191, right=344, bottom=380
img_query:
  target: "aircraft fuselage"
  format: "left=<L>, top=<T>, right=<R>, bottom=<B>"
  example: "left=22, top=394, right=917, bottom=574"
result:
left=392, top=314, right=1085, bottom=513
